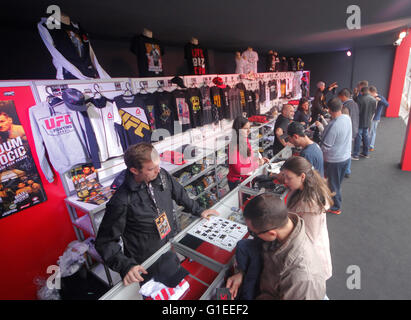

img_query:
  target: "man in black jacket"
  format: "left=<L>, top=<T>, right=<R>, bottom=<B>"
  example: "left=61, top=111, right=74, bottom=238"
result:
left=95, top=143, right=218, bottom=286
left=352, top=87, right=376, bottom=160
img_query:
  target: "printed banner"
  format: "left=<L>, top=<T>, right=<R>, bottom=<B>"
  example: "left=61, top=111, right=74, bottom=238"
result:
left=0, top=100, right=47, bottom=218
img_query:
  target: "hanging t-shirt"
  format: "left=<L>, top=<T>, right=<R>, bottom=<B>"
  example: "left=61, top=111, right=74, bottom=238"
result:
left=228, top=87, right=242, bottom=120
left=245, top=90, right=256, bottom=117
left=86, top=97, right=123, bottom=162
left=200, top=86, right=213, bottom=125
left=241, top=50, right=258, bottom=73
left=220, top=86, right=231, bottom=119
left=184, top=43, right=209, bottom=75
left=236, top=83, right=247, bottom=117
left=259, top=81, right=266, bottom=103
left=268, top=80, right=278, bottom=100
left=186, top=88, right=203, bottom=128
left=47, top=21, right=99, bottom=79
left=113, top=94, right=152, bottom=150
left=154, top=91, right=176, bottom=136
left=210, top=86, right=224, bottom=121
left=172, top=90, right=191, bottom=132
left=137, top=93, right=158, bottom=130
left=130, top=35, right=164, bottom=77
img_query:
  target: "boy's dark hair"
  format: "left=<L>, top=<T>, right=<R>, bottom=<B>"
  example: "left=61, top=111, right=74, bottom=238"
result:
left=124, top=142, right=158, bottom=170
left=243, top=193, right=288, bottom=232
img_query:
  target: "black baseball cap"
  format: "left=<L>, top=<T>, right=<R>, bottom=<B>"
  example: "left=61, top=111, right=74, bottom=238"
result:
left=62, top=88, right=88, bottom=112
left=171, top=76, right=186, bottom=89
left=152, top=251, right=189, bottom=288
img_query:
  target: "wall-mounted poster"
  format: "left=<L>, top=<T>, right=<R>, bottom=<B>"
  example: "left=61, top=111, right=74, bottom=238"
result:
left=0, top=100, right=47, bottom=219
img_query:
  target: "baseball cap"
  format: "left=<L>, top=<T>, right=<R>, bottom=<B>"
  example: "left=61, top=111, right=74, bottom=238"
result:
left=152, top=251, right=189, bottom=288
left=62, top=88, right=88, bottom=112
left=171, top=76, right=186, bottom=89
left=212, top=77, right=226, bottom=89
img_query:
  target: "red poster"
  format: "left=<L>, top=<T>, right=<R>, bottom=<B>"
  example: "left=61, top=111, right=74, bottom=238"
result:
left=0, top=100, right=47, bottom=219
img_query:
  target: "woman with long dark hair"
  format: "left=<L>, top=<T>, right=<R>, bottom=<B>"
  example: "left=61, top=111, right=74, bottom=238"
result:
left=227, top=116, right=268, bottom=190
left=281, top=156, right=333, bottom=281
left=294, top=98, right=311, bottom=127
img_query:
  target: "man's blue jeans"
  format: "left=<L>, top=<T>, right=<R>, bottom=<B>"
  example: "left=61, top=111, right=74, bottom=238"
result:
left=369, top=120, right=380, bottom=149
left=353, top=127, right=369, bottom=157
left=235, top=238, right=263, bottom=300
left=325, top=158, right=350, bottom=211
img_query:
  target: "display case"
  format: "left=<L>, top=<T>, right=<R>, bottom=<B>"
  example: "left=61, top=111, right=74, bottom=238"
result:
left=99, top=146, right=291, bottom=300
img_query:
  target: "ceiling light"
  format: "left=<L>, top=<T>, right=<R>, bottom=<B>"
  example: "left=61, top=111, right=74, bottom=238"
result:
left=346, top=50, right=352, bottom=57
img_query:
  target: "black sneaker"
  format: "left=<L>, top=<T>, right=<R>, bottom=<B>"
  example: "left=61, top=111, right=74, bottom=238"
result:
left=360, top=153, right=370, bottom=159
left=351, top=155, right=360, bottom=160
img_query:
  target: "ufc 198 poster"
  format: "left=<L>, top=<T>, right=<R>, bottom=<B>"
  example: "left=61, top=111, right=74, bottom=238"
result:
left=0, top=100, right=47, bottom=219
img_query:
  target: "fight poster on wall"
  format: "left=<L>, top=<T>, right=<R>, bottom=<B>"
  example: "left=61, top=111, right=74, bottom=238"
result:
left=0, top=100, right=47, bottom=219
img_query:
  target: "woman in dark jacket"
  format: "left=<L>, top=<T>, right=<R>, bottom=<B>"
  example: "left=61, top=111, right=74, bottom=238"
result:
left=294, top=98, right=311, bottom=127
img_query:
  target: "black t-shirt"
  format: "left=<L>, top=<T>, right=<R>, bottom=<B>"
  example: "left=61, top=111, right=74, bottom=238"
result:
left=259, top=81, right=266, bottom=103
left=268, top=80, right=278, bottom=100
left=200, top=86, right=213, bottom=125
left=130, top=34, right=164, bottom=77
left=154, top=91, right=176, bottom=137
left=172, top=90, right=191, bottom=132
left=273, top=114, right=290, bottom=155
left=114, top=94, right=152, bottom=150
left=245, top=90, right=256, bottom=117
left=210, top=86, right=224, bottom=121
left=220, top=86, right=231, bottom=119
left=47, top=21, right=98, bottom=79
left=137, top=93, right=157, bottom=130
left=184, top=43, right=209, bottom=75
left=236, top=83, right=247, bottom=117
left=186, top=88, right=203, bottom=128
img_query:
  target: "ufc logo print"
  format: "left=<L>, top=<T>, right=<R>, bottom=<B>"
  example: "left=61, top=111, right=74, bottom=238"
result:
left=44, top=115, right=72, bottom=130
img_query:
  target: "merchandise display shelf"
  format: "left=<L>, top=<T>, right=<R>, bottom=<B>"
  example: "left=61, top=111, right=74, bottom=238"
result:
left=189, top=182, right=217, bottom=201
left=179, top=165, right=215, bottom=187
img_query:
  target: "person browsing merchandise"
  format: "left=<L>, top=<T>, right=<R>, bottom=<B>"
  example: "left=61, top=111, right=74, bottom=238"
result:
left=286, top=121, right=324, bottom=177
left=95, top=142, right=219, bottom=286
left=280, top=156, right=333, bottom=285
left=226, top=193, right=327, bottom=300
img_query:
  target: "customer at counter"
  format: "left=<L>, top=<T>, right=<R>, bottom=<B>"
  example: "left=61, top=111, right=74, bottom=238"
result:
left=227, top=116, right=269, bottom=191
left=95, top=142, right=218, bottom=286
left=226, top=193, right=327, bottom=300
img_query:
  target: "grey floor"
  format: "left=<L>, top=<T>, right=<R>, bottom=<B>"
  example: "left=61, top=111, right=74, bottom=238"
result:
left=326, top=117, right=411, bottom=300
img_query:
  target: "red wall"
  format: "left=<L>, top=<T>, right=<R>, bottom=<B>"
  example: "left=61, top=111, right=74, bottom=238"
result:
left=0, top=85, right=76, bottom=299
left=386, top=30, right=411, bottom=118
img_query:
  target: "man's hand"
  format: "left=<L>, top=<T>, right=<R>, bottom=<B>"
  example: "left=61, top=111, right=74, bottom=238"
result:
left=123, top=265, right=148, bottom=286
left=226, top=272, right=244, bottom=299
left=201, top=209, right=219, bottom=220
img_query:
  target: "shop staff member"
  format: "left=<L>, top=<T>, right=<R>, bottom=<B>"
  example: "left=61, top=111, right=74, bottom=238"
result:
left=95, top=142, right=218, bottom=286
left=272, top=104, right=295, bottom=156
left=227, top=116, right=269, bottom=190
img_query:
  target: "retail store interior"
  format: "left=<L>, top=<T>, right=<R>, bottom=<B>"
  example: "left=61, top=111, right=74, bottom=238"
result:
left=0, top=0, right=411, bottom=301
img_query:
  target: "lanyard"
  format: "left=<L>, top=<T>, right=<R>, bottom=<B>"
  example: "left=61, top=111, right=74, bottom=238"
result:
left=146, top=182, right=162, bottom=217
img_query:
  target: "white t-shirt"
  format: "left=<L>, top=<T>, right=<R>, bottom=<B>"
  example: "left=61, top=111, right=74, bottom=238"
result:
left=86, top=99, right=123, bottom=161
left=241, top=50, right=258, bottom=73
